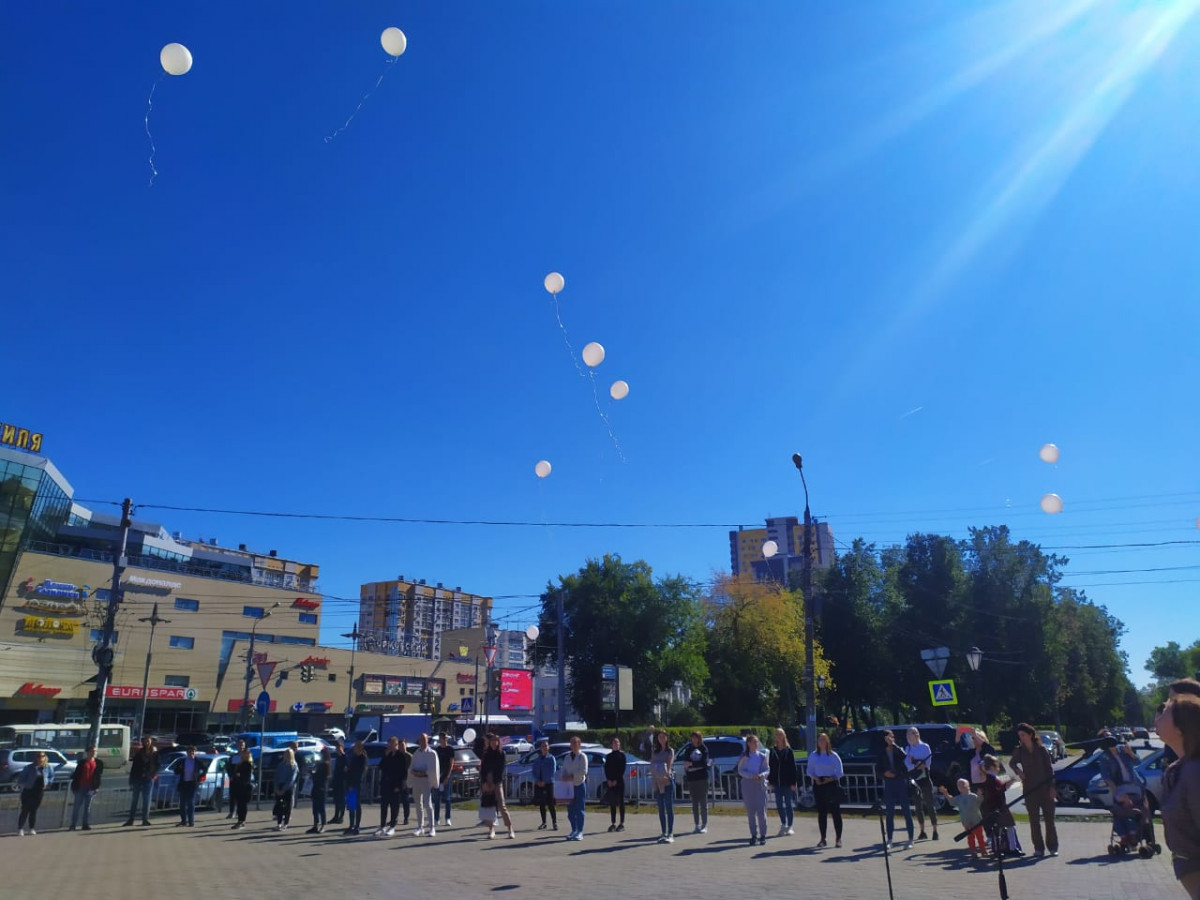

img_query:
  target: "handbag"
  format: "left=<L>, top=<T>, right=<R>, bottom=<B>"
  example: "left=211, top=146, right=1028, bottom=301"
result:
left=553, top=778, right=575, bottom=801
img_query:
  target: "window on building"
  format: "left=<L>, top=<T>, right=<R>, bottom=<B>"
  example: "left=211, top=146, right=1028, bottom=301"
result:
left=327, top=673, right=336, bottom=682
left=174, top=597, right=199, bottom=612
left=89, top=629, right=118, bottom=644
left=168, top=635, right=195, bottom=650
left=243, top=606, right=265, bottom=618
left=298, top=613, right=318, bottom=625
left=277, top=635, right=316, bottom=646
left=164, top=675, right=190, bottom=687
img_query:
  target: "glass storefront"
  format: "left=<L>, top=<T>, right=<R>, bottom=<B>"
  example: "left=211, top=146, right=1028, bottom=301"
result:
left=0, top=448, right=73, bottom=611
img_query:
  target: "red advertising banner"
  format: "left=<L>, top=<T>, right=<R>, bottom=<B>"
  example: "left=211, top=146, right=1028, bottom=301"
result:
left=228, top=698, right=277, bottom=713
left=498, top=668, right=533, bottom=711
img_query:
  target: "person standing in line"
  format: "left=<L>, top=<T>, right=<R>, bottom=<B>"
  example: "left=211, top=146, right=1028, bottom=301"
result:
left=1009, top=722, right=1058, bottom=857
left=560, top=735, right=589, bottom=841
left=230, top=747, right=254, bottom=829
left=682, top=731, right=709, bottom=834
left=69, top=745, right=104, bottom=831
left=287, top=740, right=303, bottom=812
left=479, top=732, right=516, bottom=839
left=939, top=779, right=986, bottom=858
left=980, top=754, right=1022, bottom=857
left=330, top=740, right=347, bottom=824
left=434, top=731, right=456, bottom=828
left=650, top=730, right=675, bottom=843
left=808, top=731, right=845, bottom=848
left=1157, top=692, right=1200, bottom=899
left=306, top=747, right=331, bottom=834
left=768, top=728, right=798, bottom=837
left=123, top=736, right=159, bottom=827
left=375, top=736, right=410, bottom=837
left=605, top=736, right=628, bottom=833
left=227, top=739, right=247, bottom=819
left=738, top=734, right=770, bottom=846
left=410, top=733, right=441, bottom=837
left=177, top=745, right=201, bottom=827
left=344, top=740, right=367, bottom=835
left=16, top=751, right=50, bottom=836
left=531, top=738, right=558, bottom=830
left=273, top=748, right=299, bottom=831
left=969, top=730, right=997, bottom=795
left=904, top=727, right=938, bottom=841
left=878, top=729, right=914, bottom=850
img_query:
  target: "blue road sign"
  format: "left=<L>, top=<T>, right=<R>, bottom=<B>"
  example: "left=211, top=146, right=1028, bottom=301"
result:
left=460, top=696, right=475, bottom=715
left=601, top=664, right=617, bottom=681
left=928, top=679, right=958, bottom=707
left=256, top=690, right=271, bottom=718
left=292, top=702, right=305, bottom=713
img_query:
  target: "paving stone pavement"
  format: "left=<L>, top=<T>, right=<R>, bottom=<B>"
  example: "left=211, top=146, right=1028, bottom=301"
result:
left=0, top=803, right=1182, bottom=900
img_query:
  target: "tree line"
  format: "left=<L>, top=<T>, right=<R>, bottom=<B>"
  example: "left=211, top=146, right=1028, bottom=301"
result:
left=532, top=525, right=1133, bottom=741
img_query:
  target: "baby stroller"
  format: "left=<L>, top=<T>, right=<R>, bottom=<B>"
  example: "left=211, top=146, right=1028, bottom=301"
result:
left=1106, top=782, right=1162, bottom=859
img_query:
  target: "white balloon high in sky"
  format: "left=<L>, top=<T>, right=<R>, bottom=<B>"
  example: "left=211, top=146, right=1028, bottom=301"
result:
left=609, top=380, right=629, bottom=400
left=381, top=27, right=407, bottom=57
left=160, top=43, right=193, bottom=76
left=582, top=342, right=605, bottom=367
left=535, top=460, right=552, bottom=478
left=1039, top=443, right=1060, bottom=464
left=1040, top=493, right=1064, bottom=514
left=544, top=272, right=565, bottom=295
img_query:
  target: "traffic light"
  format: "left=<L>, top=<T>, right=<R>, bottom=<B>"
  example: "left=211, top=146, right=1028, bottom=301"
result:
left=419, top=690, right=431, bottom=713
left=488, top=669, right=501, bottom=695
left=300, top=665, right=314, bottom=683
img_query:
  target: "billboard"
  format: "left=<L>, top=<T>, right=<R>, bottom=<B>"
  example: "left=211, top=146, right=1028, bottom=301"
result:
left=498, top=668, right=533, bottom=711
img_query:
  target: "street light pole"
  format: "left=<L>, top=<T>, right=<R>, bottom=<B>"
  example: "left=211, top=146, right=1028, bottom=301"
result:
left=86, top=498, right=133, bottom=751
left=793, top=453, right=817, bottom=754
left=239, top=603, right=278, bottom=732
left=343, top=622, right=362, bottom=735
left=557, top=589, right=567, bottom=734
left=136, top=602, right=170, bottom=737
left=966, top=646, right=984, bottom=729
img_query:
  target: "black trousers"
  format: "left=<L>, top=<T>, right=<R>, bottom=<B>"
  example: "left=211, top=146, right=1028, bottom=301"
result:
left=18, top=789, right=43, bottom=830
left=380, top=786, right=409, bottom=828
left=535, top=784, right=557, bottom=825
left=311, top=788, right=327, bottom=826
left=608, top=780, right=626, bottom=824
left=233, top=784, right=251, bottom=823
left=331, top=784, right=346, bottom=822
left=275, top=791, right=293, bottom=824
left=814, top=781, right=843, bottom=840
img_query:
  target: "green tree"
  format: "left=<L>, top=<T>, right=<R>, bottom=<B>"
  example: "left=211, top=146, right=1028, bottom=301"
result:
left=533, top=555, right=708, bottom=726
left=1146, top=641, right=1191, bottom=683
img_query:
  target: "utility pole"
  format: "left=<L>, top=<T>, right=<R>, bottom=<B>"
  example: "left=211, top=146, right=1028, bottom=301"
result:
left=87, top=498, right=133, bottom=750
left=342, top=622, right=362, bottom=735
left=793, top=453, right=818, bottom=754
left=136, top=602, right=170, bottom=737
left=557, top=588, right=566, bottom=734
left=239, top=603, right=278, bottom=731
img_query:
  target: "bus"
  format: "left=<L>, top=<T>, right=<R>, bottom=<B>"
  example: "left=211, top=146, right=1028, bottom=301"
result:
left=0, top=723, right=131, bottom=771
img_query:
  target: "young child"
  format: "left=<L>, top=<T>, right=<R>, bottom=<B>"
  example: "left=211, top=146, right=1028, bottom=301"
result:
left=980, top=754, right=1023, bottom=857
left=939, top=778, right=985, bottom=858
left=480, top=781, right=499, bottom=839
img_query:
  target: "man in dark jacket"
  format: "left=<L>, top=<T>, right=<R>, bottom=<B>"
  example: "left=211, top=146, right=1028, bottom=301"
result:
left=124, top=736, right=159, bottom=826
left=69, top=745, right=104, bottom=831
left=345, top=741, right=367, bottom=835
left=604, top=736, right=627, bottom=832
left=375, top=737, right=411, bottom=836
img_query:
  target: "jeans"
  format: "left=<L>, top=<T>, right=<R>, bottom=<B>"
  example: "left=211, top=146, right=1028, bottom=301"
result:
left=311, top=788, right=326, bottom=827
left=128, top=778, right=152, bottom=822
left=656, top=789, right=675, bottom=835
left=179, top=781, right=198, bottom=825
left=774, top=786, right=794, bottom=828
left=434, top=783, right=452, bottom=823
left=882, top=777, right=914, bottom=843
left=71, top=789, right=96, bottom=828
left=686, top=778, right=708, bottom=828
left=568, top=784, right=586, bottom=835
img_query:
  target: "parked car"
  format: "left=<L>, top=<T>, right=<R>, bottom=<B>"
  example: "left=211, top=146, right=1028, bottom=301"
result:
left=502, top=739, right=533, bottom=760
left=1040, top=731, right=1067, bottom=762
left=1086, top=747, right=1167, bottom=811
left=1054, top=749, right=1108, bottom=806
left=153, top=753, right=231, bottom=810
left=0, top=747, right=73, bottom=792
left=507, top=747, right=651, bottom=803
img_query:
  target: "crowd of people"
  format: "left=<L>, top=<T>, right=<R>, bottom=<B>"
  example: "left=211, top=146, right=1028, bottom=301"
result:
left=15, top=693, right=1200, bottom=898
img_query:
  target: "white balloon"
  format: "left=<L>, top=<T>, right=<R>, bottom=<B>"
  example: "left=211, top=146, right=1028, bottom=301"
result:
left=582, top=342, right=605, bottom=367
left=525, top=625, right=540, bottom=642
left=762, top=540, right=778, bottom=558
left=160, top=43, right=193, bottom=76
left=463, top=728, right=477, bottom=743
left=381, top=27, right=407, bottom=57
left=535, top=460, right=552, bottom=479
left=1040, top=493, right=1064, bottom=514
left=544, top=272, right=565, bottom=295
left=1039, top=443, right=1059, bottom=464
left=609, top=380, right=629, bottom=400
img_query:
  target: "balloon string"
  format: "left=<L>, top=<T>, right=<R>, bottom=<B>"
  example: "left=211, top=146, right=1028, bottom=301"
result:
left=587, top=367, right=625, bottom=462
left=553, top=296, right=588, bottom=379
left=325, top=56, right=398, bottom=143
left=145, top=75, right=163, bottom=187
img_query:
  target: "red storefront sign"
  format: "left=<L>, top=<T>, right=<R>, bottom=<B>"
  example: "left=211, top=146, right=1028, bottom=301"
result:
left=293, top=598, right=320, bottom=610
left=228, top=698, right=277, bottom=713
left=456, top=673, right=477, bottom=684
left=106, top=686, right=192, bottom=701
left=15, top=682, right=62, bottom=697
left=300, top=656, right=330, bottom=669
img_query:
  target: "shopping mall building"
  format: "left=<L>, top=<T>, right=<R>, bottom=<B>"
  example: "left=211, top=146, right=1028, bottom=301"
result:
left=0, top=430, right=485, bottom=736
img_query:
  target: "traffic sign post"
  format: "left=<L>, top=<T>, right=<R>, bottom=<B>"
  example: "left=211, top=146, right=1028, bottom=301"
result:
left=460, top=696, right=474, bottom=716
left=921, top=647, right=950, bottom=679
left=255, top=691, right=270, bottom=811
left=928, top=679, right=958, bottom=707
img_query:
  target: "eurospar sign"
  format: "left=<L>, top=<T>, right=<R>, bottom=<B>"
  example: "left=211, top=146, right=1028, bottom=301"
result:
left=106, top=685, right=198, bottom=701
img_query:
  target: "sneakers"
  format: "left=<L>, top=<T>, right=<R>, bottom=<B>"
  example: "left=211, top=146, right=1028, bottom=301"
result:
left=317, top=825, right=325, bottom=834
left=486, top=829, right=496, bottom=839
left=932, top=830, right=940, bottom=841
left=817, top=839, right=827, bottom=847
left=700, top=826, right=708, bottom=834
left=17, top=828, right=24, bottom=837
left=658, top=833, right=668, bottom=842
left=538, top=823, right=548, bottom=830
left=905, top=841, right=914, bottom=850
left=508, top=829, right=516, bottom=839
left=664, top=834, right=674, bottom=844
left=141, top=821, right=152, bottom=826
left=122, top=820, right=134, bottom=827
left=373, top=827, right=385, bottom=836
left=306, top=827, right=319, bottom=834
left=616, top=824, right=625, bottom=832
left=384, top=827, right=395, bottom=837
left=429, top=827, right=437, bottom=837
left=758, top=836, right=766, bottom=846
left=778, top=825, right=789, bottom=836
left=445, top=819, right=451, bottom=827
left=694, top=825, right=703, bottom=834
left=748, top=836, right=757, bottom=846
left=569, top=833, right=583, bottom=841
left=82, top=825, right=91, bottom=831
left=552, top=822, right=559, bottom=830
left=786, top=827, right=794, bottom=836
left=918, top=831, right=928, bottom=840
left=28, top=829, right=36, bottom=836
left=414, top=828, right=426, bottom=837
left=835, top=839, right=842, bottom=848
left=608, top=824, right=617, bottom=833
left=1050, top=850, right=1059, bottom=857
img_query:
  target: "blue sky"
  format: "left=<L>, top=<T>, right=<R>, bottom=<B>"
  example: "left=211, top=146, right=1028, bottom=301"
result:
left=3, top=1, right=1198, bottom=689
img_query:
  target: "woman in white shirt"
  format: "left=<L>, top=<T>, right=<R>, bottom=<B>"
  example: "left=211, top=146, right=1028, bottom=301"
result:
left=738, top=734, right=770, bottom=846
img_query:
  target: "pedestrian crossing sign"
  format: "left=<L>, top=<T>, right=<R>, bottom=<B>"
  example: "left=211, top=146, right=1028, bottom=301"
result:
left=929, top=679, right=958, bottom=707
